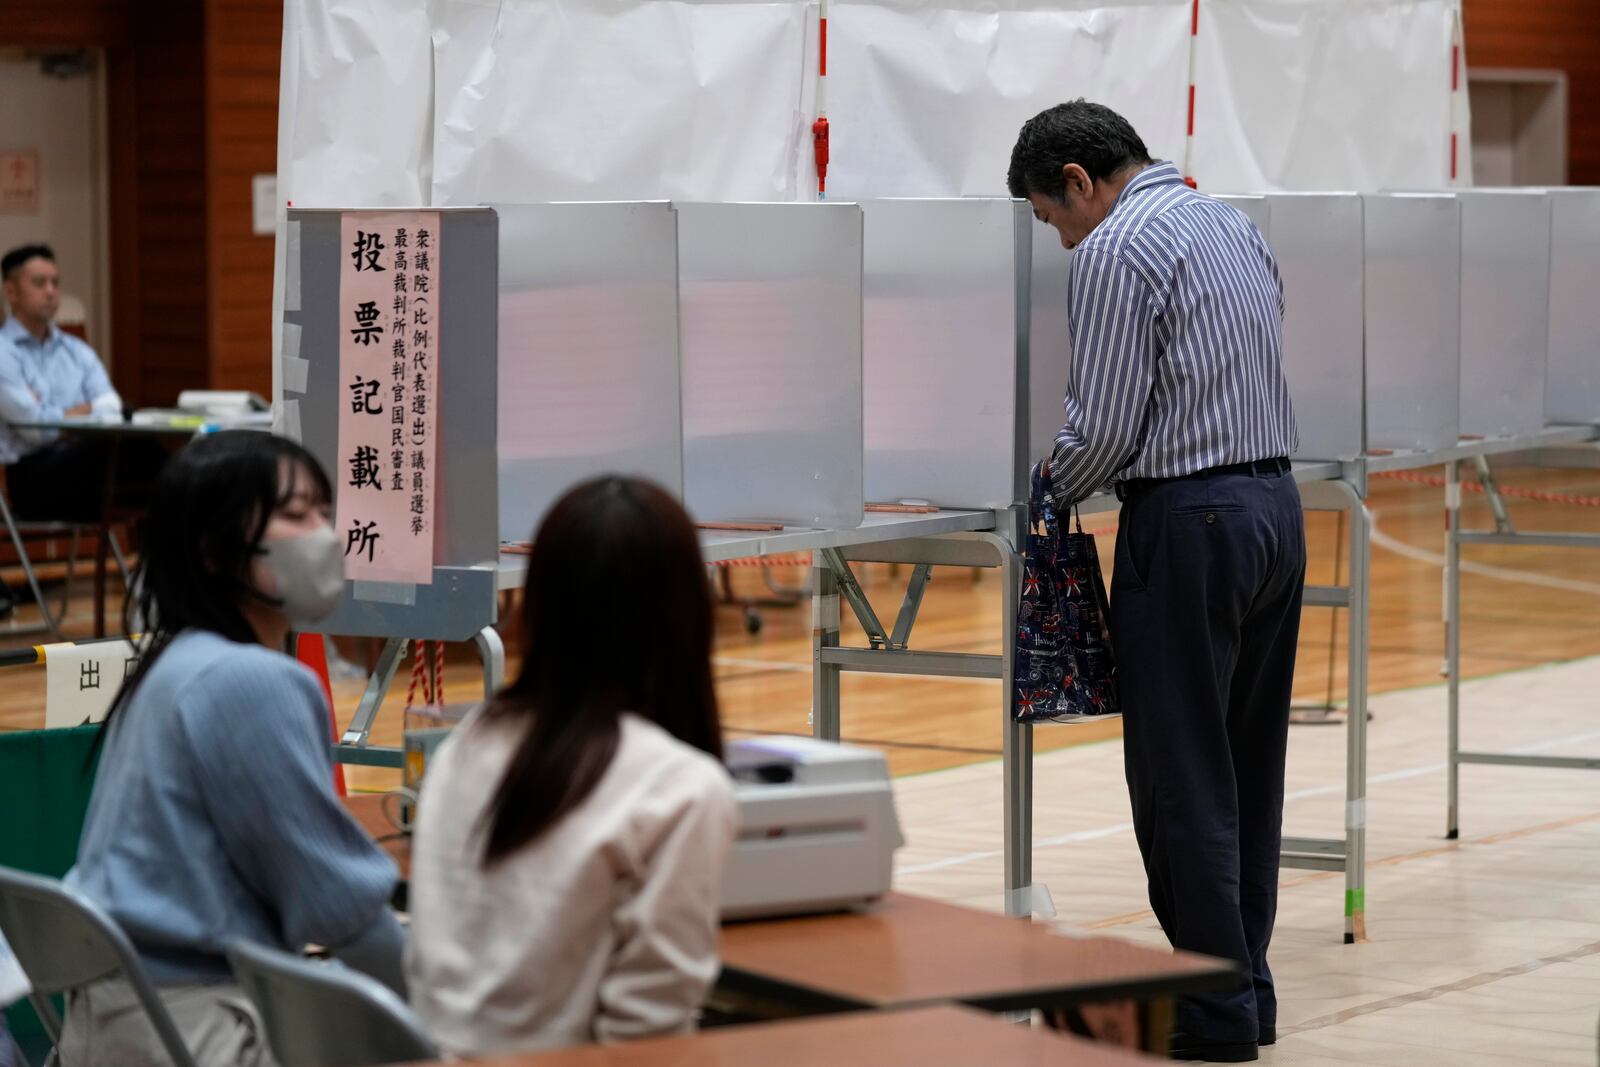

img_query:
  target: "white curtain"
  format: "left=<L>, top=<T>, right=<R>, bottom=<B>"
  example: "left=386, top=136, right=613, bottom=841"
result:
left=429, top=0, right=815, bottom=204
left=1193, top=0, right=1464, bottom=192
left=827, top=0, right=1193, bottom=199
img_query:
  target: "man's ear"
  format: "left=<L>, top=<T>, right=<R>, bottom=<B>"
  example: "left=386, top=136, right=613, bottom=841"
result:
left=1060, top=163, right=1093, bottom=202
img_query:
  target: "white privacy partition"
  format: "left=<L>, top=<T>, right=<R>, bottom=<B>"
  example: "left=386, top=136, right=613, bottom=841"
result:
left=861, top=199, right=1030, bottom=510
left=1029, top=231, right=1072, bottom=466
left=1363, top=194, right=1461, bottom=454
left=495, top=202, right=684, bottom=542
left=1268, top=193, right=1366, bottom=461
left=676, top=202, right=865, bottom=529
left=1545, top=188, right=1600, bottom=425
left=1456, top=191, right=1551, bottom=439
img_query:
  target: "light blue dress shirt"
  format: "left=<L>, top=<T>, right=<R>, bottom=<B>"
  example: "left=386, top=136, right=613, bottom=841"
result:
left=65, top=629, right=401, bottom=985
left=0, top=316, right=122, bottom=464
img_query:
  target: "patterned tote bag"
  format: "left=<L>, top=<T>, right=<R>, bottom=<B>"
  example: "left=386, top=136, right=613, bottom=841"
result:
left=1013, top=465, right=1120, bottom=724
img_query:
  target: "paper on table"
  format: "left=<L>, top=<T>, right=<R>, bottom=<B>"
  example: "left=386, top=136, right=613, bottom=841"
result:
left=336, top=211, right=440, bottom=585
left=43, top=639, right=140, bottom=729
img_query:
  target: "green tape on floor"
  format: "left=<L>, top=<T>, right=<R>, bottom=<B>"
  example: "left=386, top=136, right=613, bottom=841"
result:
left=1345, top=888, right=1365, bottom=916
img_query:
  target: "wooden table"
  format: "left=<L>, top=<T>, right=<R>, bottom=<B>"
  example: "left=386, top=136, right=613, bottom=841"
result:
left=344, top=798, right=1231, bottom=1052
left=395, top=1005, right=1164, bottom=1067
left=12, top=415, right=267, bottom=636
left=718, top=892, right=1235, bottom=1015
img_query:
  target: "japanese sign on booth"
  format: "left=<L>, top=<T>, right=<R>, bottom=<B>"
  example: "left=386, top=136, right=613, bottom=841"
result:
left=336, top=211, right=440, bottom=584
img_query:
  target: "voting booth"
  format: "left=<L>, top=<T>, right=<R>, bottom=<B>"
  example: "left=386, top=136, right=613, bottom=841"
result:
left=283, top=207, right=500, bottom=643
left=1545, top=188, right=1600, bottom=426
left=1363, top=194, right=1462, bottom=455
left=677, top=202, right=866, bottom=529
left=862, top=198, right=1032, bottom=511
left=494, top=202, right=684, bottom=542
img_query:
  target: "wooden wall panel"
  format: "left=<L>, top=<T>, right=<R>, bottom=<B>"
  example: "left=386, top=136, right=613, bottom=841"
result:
left=0, top=0, right=131, bottom=47
left=105, top=0, right=208, bottom=407
left=205, top=0, right=282, bottom=398
left=1464, top=0, right=1600, bottom=184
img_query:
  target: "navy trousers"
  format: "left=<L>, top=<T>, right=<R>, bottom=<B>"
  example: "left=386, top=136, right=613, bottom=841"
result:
left=1111, top=467, right=1306, bottom=1045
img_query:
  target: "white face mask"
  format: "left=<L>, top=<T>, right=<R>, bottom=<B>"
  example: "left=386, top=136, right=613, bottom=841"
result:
left=258, top=525, right=346, bottom=624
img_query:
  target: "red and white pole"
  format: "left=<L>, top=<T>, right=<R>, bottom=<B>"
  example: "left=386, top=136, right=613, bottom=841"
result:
left=1448, top=10, right=1466, bottom=186
left=1181, top=0, right=1199, bottom=189
left=813, top=0, right=830, bottom=200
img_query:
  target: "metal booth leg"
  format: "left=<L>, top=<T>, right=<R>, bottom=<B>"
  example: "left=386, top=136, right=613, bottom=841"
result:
left=811, top=555, right=842, bottom=741
left=1291, top=476, right=1371, bottom=942
left=473, top=624, right=506, bottom=697
left=340, top=637, right=408, bottom=748
left=989, top=527, right=1035, bottom=919
left=1343, top=493, right=1371, bottom=944
left=1444, top=461, right=1462, bottom=841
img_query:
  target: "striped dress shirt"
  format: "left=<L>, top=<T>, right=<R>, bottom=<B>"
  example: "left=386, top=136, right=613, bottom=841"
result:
left=1045, top=161, right=1298, bottom=505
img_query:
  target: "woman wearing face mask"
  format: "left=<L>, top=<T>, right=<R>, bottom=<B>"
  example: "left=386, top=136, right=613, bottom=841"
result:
left=59, top=431, right=402, bottom=1067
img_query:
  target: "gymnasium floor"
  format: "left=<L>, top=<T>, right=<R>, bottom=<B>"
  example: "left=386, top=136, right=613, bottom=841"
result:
left=2, top=461, right=1597, bottom=1063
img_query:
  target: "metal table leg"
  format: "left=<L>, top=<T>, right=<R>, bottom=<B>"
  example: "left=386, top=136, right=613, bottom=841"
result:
left=1343, top=490, right=1370, bottom=944
left=812, top=555, right=842, bottom=741
left=1445, top=461, right=1462, bottom=840
left=1288, top=476, right=1370, bottom=942
left=472, top=624, right=506, bottom=696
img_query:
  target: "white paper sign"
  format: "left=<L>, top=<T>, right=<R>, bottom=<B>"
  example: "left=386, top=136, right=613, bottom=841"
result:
left=43, top=640, right=140, bottom=729
left=252, top=174, right=278, bottom=236
left=336, top=211, right=441, bottom=584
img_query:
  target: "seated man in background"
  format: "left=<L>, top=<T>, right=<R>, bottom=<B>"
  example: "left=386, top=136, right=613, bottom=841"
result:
left=0, top=244, right=165, bottom=613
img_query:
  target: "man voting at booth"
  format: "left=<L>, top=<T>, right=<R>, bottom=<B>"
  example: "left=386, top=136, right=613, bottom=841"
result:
left=1010, top=102, right=1305, bottom=1063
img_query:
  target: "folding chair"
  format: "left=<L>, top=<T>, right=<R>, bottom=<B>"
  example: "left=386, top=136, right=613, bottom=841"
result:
left=0, top=865, right=196, bottom=1067
left=227, top=940, right=439, bottom=1067
left=0, top=476, right=129, bottom=642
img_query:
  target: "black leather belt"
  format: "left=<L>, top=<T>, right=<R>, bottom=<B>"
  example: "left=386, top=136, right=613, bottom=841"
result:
left=1114, top=457, right=1290, bottom=502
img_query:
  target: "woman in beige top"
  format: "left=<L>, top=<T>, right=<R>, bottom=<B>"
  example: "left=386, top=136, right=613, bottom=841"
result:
left=407, top=477, right=737, bottom=1056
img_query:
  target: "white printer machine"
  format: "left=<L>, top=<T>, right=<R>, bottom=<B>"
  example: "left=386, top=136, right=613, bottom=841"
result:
left=720, top=736, right=905, bottom=921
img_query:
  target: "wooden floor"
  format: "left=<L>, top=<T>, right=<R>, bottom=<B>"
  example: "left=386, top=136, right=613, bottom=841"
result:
left=2, top=461, right=1597, bottom=794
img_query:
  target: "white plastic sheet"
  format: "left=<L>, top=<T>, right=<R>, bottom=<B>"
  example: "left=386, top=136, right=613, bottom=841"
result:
left=828, top=0, right=1192, bottom=198
left=274, top=0, right=436, bottom=411
left=1194, top=0, right=1459, bottom=193
left=277, top=0, right=435, bottom=207
left=431, top=0, right=814, bottom=205
left=277, top=0, right=1470, bottom=205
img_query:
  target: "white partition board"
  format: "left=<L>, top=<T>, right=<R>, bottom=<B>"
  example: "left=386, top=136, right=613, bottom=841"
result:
left=862, top=199, right=1029, bottom=510
left=1456, top=191, right=1551, bottom=439
left=1363, top=194, right=1461, bottom=454
left=494, top=202, right=684, bottom=543
left=1268, top=193, right=1366, bottom=461
left=676, top=202, right=864, bottom=529
left=1029, top=232, right=1072, bottom=466
left=1545, top=188, right=1600, bottom=425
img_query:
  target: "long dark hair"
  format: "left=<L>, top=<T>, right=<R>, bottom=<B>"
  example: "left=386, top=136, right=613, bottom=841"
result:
left=97, top=431, right=333, bottom=745
left=480, top=476, right=722, bottom=865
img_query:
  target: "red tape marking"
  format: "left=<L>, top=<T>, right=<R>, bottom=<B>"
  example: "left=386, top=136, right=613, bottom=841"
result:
left=1373, top=470, right=1600, bottom=509
left=820, top=17, right=827, bottom=76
